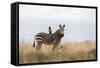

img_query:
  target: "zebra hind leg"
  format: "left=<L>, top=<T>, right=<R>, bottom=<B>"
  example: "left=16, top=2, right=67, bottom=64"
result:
left=33, top=42, right=35, bottom=48
left=36, top=43, right=42, bottom=51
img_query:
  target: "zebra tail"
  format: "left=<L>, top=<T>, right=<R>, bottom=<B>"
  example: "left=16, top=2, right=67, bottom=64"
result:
left=33, top=36, right=35, bottom=48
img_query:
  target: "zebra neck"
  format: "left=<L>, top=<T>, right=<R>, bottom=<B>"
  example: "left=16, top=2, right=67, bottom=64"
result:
left=55, top=30, right=63, bottom=39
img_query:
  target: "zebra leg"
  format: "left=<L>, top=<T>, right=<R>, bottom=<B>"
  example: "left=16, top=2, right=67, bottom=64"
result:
left=52, top=44, right=57, bottom=51
left=33, top=42, right=35, bottom=48
left=36, top=43, right=42, bottom=51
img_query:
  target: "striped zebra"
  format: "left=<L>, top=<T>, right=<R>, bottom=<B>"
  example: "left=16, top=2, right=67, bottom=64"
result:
left=33, top=24, right=65, bottom=51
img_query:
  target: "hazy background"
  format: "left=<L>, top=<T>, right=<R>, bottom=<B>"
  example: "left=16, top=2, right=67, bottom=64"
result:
left=19, top=4, right=96, bottom=43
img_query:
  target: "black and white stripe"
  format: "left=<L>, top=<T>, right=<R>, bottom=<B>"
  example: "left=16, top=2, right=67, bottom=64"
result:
left=33, top=24, right=65, bottom=51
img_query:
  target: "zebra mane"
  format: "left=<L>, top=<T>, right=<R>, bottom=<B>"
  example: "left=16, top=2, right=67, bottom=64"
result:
left=55, top=29, right=60, bottom=34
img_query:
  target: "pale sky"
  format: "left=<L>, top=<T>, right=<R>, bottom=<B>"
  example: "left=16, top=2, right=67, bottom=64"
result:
left=19, top=4, right=96, bottom=43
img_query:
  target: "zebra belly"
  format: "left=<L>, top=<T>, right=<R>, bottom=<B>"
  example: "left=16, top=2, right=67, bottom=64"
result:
left=43, top=41, right=54, bottom=45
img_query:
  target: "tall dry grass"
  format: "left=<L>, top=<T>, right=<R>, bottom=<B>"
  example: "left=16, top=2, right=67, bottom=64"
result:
left=19, top=40, right=96, bottom=64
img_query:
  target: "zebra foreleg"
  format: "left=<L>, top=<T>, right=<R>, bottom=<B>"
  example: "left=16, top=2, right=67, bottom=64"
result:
left=52, top=45, right=58, bottom=51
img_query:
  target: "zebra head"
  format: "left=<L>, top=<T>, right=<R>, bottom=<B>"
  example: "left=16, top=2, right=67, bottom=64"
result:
left=59, top=24, right=65, bottom=37
left=48, top=26, right=52, bottom=34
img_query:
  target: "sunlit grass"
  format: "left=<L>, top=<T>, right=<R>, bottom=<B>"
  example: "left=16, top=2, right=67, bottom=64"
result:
left=19, top=40, right=96, bottom=64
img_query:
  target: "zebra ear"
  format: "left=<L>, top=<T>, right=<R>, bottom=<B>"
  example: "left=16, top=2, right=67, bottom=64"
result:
left=59, top=24, right=61, bottom=28
left=63, top=24, right=65, bottom=28
left=49, top=26, right=52, bottom=31
left=49, top=26, right=51, bottom=29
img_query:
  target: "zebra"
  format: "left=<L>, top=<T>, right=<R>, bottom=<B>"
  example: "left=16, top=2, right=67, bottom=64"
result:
left=48, top=26, right=52, bottom=34
left=33, top=24, right=65, bottom=51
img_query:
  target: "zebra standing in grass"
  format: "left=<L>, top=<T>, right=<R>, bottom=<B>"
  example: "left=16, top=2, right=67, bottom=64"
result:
left=33, top=24, right=65, bottom=51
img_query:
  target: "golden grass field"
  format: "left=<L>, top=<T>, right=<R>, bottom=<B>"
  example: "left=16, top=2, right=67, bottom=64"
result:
left=19, top=40, right=96, bottom=64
